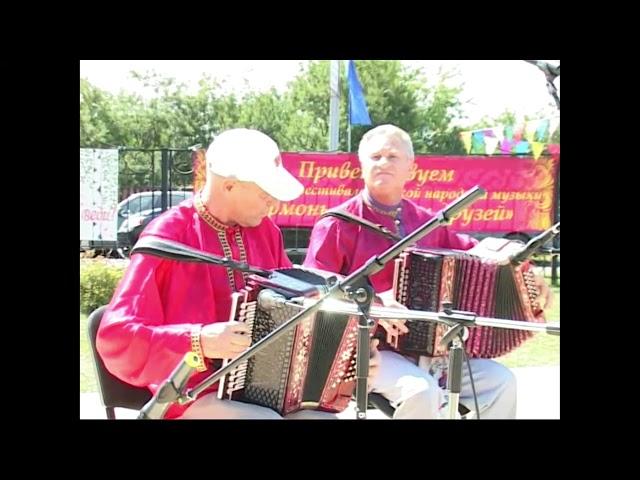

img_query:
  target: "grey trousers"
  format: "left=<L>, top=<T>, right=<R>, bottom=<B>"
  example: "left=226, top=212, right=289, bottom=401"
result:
left=179, top=352, right=516, bottom=420
left=370, top=350, right=517, bottom=419
left=179, top=393, right=340, bottom=419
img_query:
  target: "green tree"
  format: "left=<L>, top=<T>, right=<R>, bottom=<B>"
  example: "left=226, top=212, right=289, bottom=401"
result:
left=81, top=61, right=469, bottom=155
left=282, top=60, right=466, bottom=154
left=468, top=109, right=518, bottom=131
left=80, top=78, right=115, bottom=147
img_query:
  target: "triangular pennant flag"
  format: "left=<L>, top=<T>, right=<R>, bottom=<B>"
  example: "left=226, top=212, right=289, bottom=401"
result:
left=514, top=141, right=530, bottom=154
left=513, top=124, right=524, bottom=143
left=500, top=139, right=513, bottom=154
left=504, top=125, right=514, bottom=141
left=492, top=125, right=504, bottom=144
left=485, top=136, right=500, bottom=155
left=524, top=121, right=538, bottom=143
left=471, top=131, right=485, bottom=154
left=460, top=131, right=472, bottom=153
left=531, top=141, right=545, bottom=159
left=535, top=119, right=550, bottom=142
left=547, top=144, right=560, bottom=156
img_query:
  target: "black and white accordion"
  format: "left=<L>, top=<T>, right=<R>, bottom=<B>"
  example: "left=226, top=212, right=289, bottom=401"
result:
left=392, top=238, right=544, bottom=358
left=217, top=268, right=361, bottom=416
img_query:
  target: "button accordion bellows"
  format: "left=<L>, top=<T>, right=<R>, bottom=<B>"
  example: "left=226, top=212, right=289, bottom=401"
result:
left=218, top=268, right=361, bottom=415
left=391, top=239, right=544, bottom=358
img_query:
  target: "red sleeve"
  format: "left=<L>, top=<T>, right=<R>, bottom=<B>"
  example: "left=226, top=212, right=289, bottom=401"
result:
left=275, top=225, right=293, bottom=269
left=96, top=254, right=200, bottom=389
left=444, top=228, right=479, bottom=250
left=303, top=216, right=347, bottom=274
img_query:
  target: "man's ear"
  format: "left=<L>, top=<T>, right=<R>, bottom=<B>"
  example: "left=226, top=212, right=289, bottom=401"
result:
left=222, top=178, right=237, bottom=193
left=406, top=159, right=417, bottom=178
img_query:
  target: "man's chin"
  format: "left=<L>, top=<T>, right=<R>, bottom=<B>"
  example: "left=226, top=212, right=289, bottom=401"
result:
left=369, top=182, right=395, bottom=194
left=240, top=217, right=264, bottom=228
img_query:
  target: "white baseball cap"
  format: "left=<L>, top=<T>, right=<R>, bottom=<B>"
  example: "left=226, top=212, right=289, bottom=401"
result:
left=206, top=128, right=304, bottom=202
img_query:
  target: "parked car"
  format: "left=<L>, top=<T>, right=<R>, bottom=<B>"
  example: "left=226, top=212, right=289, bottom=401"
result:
left=117, top=190, right=193, bottom=248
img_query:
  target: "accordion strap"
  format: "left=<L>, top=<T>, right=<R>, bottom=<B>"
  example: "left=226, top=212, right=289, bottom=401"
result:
left=320, top=210, right=402, bottom=242
left=131, top=235, right=271, bottom=276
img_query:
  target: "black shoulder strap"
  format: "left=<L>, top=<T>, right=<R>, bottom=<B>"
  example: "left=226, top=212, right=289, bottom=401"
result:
left=320, top=210, right=401, bottom=242
left=131, top=236, right=271, bottom=276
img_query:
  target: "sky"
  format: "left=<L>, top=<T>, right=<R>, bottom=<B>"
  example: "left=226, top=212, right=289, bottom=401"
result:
left=80, top=60, right=560, bottom=127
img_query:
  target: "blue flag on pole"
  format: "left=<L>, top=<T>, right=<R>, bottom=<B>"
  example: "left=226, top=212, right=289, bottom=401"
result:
left=347, top=60, right=372, bottom=126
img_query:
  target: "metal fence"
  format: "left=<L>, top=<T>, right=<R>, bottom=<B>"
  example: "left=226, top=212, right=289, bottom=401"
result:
left=84, top=148, right=559, bottom=285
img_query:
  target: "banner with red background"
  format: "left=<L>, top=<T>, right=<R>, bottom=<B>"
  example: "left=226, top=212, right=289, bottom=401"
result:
left=193, top=151, right=559, bottom=233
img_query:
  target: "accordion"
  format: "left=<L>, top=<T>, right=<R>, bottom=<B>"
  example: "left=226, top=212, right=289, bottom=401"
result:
left=392, top=238, right=544, bottom=358
left=218, top=268, right=361, bottom=416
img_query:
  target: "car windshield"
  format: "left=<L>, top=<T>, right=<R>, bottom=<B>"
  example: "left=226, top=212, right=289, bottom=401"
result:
left=120, top=191, right=192, bottom=217
left=151, top=192, right=191, bottom=209
left=121, top=196, right=152, bottom=216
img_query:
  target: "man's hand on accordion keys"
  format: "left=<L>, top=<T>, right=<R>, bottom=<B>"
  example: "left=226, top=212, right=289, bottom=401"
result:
left=200, top=321, right=252, bottom=360
left=533, top=274, right=554, bottom=320
left=375, top=289, right=410, bottom=348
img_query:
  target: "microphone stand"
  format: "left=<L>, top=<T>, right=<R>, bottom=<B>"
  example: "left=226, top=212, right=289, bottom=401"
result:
left=437, top=304, right=560, bottom=419
left=286, top=297, right=560, bottom=419
left=436, top=221, right=561, bottom=419
left=524, top=60, right=560, bottom=110
left=136, top=186, right=486, bottom=419
left=137, top=352, right=201, bottom=419
left=524, top=60, right=561, bottom=283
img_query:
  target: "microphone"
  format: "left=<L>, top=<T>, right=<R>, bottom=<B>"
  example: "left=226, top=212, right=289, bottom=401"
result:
left=525, top=60, right=560, bottom=78
left=510, top=222, right=560, bottom=266
left=257, top=289, right=289, bottom=310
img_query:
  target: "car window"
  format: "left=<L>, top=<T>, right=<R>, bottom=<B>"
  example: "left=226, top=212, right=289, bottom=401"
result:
left=171, top=192, right=191, bottom=205
left=149, top=192, right=191, bottom=209
left=152, top=194, right=162, bottom=209
left=125, top=196, right=153, bottom=215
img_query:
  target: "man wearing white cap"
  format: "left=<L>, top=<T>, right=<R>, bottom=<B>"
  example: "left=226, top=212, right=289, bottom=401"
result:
left=97, top=129, right=381, bottom=419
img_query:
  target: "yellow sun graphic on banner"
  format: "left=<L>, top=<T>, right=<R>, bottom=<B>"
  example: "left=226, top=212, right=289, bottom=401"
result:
left=528, top=159, right=557, bottom=230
